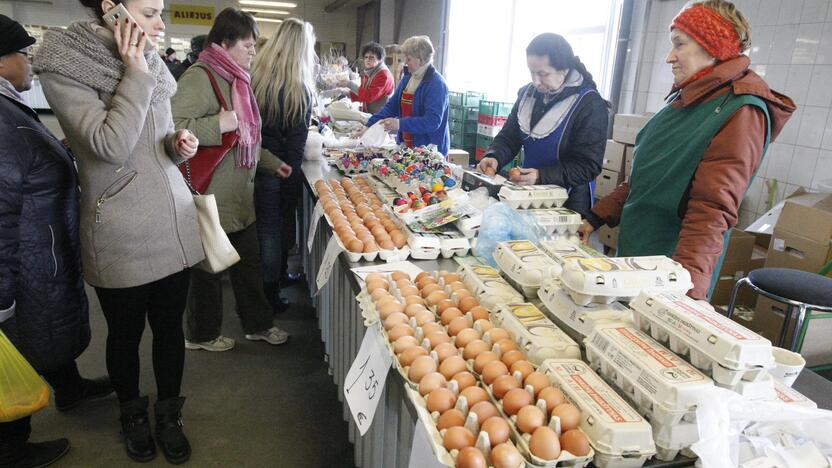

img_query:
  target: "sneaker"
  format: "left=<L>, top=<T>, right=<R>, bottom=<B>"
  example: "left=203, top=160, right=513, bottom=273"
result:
left=245, top=327, right=289, bottom=345
left=184, top=336, right=235, bottom=352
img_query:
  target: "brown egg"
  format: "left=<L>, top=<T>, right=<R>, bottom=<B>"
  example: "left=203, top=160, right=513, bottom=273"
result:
left=435, top=299, right=457, bottom=315
left=474, top=351, right=500, bottom=374
left=530, top=426, right=561, bottom=460
left=468, top=306, right=490, bottom=321
left=491, top=443, right=522, bottom=468
left=412, top=310, right=435, bottom=327
left=451, top=371, right=477, bottom=391
left=487, top=328, right=511, bottom=344
left=517, top=405, right=546, bottom=434
left=398, top=346, right=428, bottom=367
left=399, top=286, right=421, bottom=298
left=538, top=387, right=566, bottom=413
left=426, top=331, right=451, bottom=349
left=463, top=340, right=490, bottom=360
left=460, top=385, right=489, bottom=407
left=365, top=273, right=386, bottom=283
left=420, top=283, right=443, bottom=297
left=560, top=429, right=590, bottom=456
left=371, top=225, right=387, bottom=238
left=391, top=231, right=408, bottom=248
left=335, top=226, right=354, bottom=239
left=438, top=355, right=467, bottom=380
left=393, top=335, right=420, bottom=354
left=387, top=323, right=414, bottom=342
left=456, top=447, right=487, bottom=468
left=420, top=322, right=445, bottom=337
left=470, top=401, right=499, bottom=424
left=481, top=416, right=511, bottom=447
left=404, top=295, right=426, bottom=307
left=362, top=240, right=378, bottom=253
left=502, top=388, right=533, bottom=416
left=443, top=426, right=475, bottom=451
left=391, top=271, right=410, bottom=282
left=482, top=360, right=509, bottom=384
left=494, top=338, right=519, bottom=354
left=404, top=303, right=427, bottom=317
left=454, top=289, right=474, bottom=301
left=415, top=272, right=432, bottom=283
left=501, top=350, right=527, bottom=368
left=383, top=312, right=409, bottom=330
left=426, top=290, right=450, bottom=306
left=408, top=355, right=437, bottom=383
left=474, top=319, right=494, bottom=332
left=448, top=316, right=474, bottom=336
left=525, top=372, right=550, bottom=397
left=346, top=237, right=364, bottom=253
left=492, top=374, right=521, bottom=399
left=436, top=408, right=466, bottom=431
left=378, top=239, right=395, bottom=250
left=447, top=281, right=467, bottom=292
left=454, top=328, right=481, bottom=348
left=395, top=278, right=413, bottom=288
left=371, top=289, right=392, bottom=302
left=442, top=272, right=461, bottom=284
left=551, top=403, right=581, bottom=431
left=418, top=372, right=447, bottom=396
left=427, top=388, right=457, bottom=414
left=433, top=342, right=458, bottom=363
left=378, top=301, right=405, bottom=319
left=510, top=360, right=535, bottom=381
left=440, top=307, right=464, bottom=325
left=457, top=296, right=480, bottom=313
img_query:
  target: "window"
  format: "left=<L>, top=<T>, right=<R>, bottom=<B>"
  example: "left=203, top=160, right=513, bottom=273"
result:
left=445, top=0, right=623, bottom=102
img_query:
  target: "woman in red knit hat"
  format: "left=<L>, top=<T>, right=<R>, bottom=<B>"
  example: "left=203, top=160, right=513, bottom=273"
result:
left=580, top=0, right=796, bottom=301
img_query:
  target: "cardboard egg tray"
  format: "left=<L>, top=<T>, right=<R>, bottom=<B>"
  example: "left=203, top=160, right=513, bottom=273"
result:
left=457, top=264, right=525, bottom=311
left=537, top=279, right=633, bottom=341
left=771, top=379, right=817, bottom=408
left=524, top=208, right=583, bottom=236
left=493, top=241, right=564, bottom=299
left=498, top=183, right=569, bottom=209
left=539, top=241, right=605, bottom=266
left=559, top=256, right=693, bottom=306
left=539, top=359, right=656, bottom=468
left=492, top=303, right=581, bottom=365
left=628, top=292, right=775, bottom=387
left=453, top=211, right=482, bottom=239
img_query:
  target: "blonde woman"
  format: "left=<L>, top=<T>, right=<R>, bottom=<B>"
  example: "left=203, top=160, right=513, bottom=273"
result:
left=250, top=18, right=316, bottom=309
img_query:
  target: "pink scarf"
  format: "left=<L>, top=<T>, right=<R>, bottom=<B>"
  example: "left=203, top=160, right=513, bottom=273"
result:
left=198, top=43, right=261, bottom=168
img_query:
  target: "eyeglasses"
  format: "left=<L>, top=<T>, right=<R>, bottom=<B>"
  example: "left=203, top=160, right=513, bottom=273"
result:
left=16, top=50, right=33, bottom=60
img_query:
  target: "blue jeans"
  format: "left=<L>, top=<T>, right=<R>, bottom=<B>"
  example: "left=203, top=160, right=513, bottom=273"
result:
left=254, top=171, right=300, bottom=284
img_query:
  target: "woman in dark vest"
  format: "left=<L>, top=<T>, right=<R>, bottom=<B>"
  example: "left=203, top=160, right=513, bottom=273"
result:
left=580, top=0, right=795, bottom=300
left=477, top=33, right=608, bottom=218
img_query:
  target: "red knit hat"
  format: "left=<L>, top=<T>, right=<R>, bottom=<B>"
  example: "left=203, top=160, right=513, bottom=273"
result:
left=671, top=4, right=742, bottom=61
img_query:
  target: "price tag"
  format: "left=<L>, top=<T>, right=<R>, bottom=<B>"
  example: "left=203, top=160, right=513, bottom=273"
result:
left=315, top=236, right=342, bottom=293
left=344, top=324, right=392, bottom=435
left=408, top=418, right=448, bottom=468
left=307, top=201, right=325, bottom=252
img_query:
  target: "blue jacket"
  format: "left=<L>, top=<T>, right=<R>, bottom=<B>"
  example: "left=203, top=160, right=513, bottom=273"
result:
left=367, top=64, right=450, bottom=155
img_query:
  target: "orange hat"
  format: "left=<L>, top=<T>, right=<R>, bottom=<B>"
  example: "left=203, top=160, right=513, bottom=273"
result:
left=671, top=4, right=741, bottom=61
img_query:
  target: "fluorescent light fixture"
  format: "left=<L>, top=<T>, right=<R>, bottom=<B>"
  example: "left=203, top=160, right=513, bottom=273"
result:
left=239, top=1, right=296, bottom=8
left=241, top=8, right=290, bottom=14
left=254, top=17, right=284, bottom=23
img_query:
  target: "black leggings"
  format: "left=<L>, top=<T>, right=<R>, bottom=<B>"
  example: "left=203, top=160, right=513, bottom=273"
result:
left=95, top=270, right=190, bottom=403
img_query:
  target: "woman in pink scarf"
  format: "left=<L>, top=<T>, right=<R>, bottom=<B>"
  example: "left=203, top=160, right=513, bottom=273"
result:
left=172, top=8, right=289, bottom=355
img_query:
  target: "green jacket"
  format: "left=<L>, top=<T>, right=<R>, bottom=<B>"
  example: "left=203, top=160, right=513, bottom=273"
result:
left=171, top=62, right=257, bottom=234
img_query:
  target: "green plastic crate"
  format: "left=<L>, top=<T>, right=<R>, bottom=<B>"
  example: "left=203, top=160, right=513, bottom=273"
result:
left=451, top=132, right=477, bottom=147
left=476, top=134, right=494, bottom=149
left=450, top=91, right=486, bottom=108
left=464, top=107, right=479, bottom=122
left=479, top=100, right=513, bottom=117
left=450, top=119, right=465, bottom=134
left=449, top=106, right=466, bottom=120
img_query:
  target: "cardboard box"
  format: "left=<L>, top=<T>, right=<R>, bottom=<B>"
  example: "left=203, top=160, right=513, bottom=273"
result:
left=602, top=140, right=626, bottom=172
left=447, top=149, right=469, bottom=167
left=624, top=145, right=635, bottom=181
left=753, top=295, right=832, bottom=366
left=710, top=229, right=757, bottom=307
left=612, top=114, right=651, bottom=145
left=598, top=225, right=619, bottom=250
left=764, top=192, right=832, bottom=274
left=595, top=169, right=621, bottom=199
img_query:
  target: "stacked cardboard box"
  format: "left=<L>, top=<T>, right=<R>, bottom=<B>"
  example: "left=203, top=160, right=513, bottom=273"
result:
left=710, top=229, right=767, bottom=308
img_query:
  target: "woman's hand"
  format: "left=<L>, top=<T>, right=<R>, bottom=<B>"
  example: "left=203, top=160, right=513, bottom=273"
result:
left=175, top=129, right=199, bottom=159
left=218, top=109, right=239, bottom=133
left=276, top=162, right=293, bottom=179
left=113, top=19, right=148, bottom=73
left=477, top=157, right=499, bottom=176
left=512, top=167, right=539, bottom=185
left=578, top=220, right=595, bottom=245
left=379, top=118, right=399, bottom=132
left=352, top=126, right=368, bottom=138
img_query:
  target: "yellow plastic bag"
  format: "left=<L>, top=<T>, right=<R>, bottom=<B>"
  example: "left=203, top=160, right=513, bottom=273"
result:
left=0, top=329, right=50, bottom=422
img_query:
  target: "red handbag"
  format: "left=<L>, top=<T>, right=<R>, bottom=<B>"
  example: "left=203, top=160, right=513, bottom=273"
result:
left=179, top=67, right=239, bottom=194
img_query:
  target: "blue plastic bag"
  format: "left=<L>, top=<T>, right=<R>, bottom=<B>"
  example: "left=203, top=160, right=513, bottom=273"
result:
left=473, top=202, right=546, bottom=266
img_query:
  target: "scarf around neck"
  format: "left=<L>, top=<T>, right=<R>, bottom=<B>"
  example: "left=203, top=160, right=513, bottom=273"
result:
left=197, top=43, right=261, bottom=169
left=33, top=21, right=176, bottom=105
left=0, top=76, right=28, bottom=109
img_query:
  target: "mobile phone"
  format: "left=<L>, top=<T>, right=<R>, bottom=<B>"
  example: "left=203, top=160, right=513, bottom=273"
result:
left=102, top=3, right=145, bottom=35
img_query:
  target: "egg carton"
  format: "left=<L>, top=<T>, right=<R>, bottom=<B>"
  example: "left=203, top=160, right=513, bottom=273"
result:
left=539, top=241, right=605, bottom=266
left=628, top=292, right=775, bottom=386
left=718, top=371, right=777, bottom=400
left=431, top=225, right=472, bottom=258
left=648, top=420, right=699, bottom=461
left=537, top=279, right=633, bottom=340
left=498, top=183, right=569, bottom=209
left=335, top=156, right=372, bottom=173
left=407, top=231, right=442, bottom=260
left=771, top=379, right=817, bottom=408
left=457, top=264, right=525, bottom=311
left=539, top=359, right=656, bottom=468
left=492, top=303, right=581, bottom=365
left=453, top=211, right=482, bottom=239
left=524, top=208, right=583, bottom=236
left=332, top=230, right=380, bottom=262
left=584, top=324, right=714, bottom=427
left=494, top=241, right=563, bottom=299
left=560, top=256, right=693, bottom=306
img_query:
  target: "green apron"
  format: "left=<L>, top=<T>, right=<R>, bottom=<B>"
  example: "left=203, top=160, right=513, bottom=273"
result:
left=618, top=89, right=771, bottom=296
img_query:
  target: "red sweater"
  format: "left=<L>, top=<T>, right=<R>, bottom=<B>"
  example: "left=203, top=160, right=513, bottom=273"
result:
left=351, top=66, right=394, bottom=114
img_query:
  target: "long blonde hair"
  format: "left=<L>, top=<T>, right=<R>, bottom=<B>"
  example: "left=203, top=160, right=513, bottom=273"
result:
left=251, top=18, right=317, bottom=127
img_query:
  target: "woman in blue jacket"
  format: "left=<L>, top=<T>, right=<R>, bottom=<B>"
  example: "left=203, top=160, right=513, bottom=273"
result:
left=364, top=35, right=450, bottom=155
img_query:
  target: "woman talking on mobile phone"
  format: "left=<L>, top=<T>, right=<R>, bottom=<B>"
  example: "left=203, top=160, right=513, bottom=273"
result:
left=34, top=0, right=204, bottom=463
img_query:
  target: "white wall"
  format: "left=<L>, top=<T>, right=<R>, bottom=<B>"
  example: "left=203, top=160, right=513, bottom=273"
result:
left=620, top=0, right=832, bottom=229
left=257, top=0, right=359, bottom=58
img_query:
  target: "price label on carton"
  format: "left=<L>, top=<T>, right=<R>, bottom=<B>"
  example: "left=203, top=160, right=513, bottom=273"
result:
left=344, top=324, right=392, bottom=435
left=315, top=236, right=342, bottom=293
left=307, top=201, right=325, bottom=252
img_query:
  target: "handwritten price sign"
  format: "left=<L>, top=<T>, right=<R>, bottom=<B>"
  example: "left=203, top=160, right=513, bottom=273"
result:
left=307, top=200, right=325, bottom=253
left=344, top=324, right=392, bottom=435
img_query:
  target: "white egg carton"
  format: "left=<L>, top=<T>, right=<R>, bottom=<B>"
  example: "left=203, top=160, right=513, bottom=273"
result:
left=453, top=211, right=482, bottom=239
left=771, top=379, right=817, bottom=408
left=539, top=240, right=605, bottom=266
left=560, top=256, right=693, bottom=306
left=540, top=359, right=656, bottom=468
left=720, top=371, right=776, bottom=400
left=648, top=419, right=699, bottom=461
left=525, top=208, right=583, bottom=235
left=498, top=183, right=569, bottom=209
left=407, top=231, right=442, bottom=260
left=457, top=264, right=525, bottom=311
left=432, top=226, right=472, bottom=258
left=584, top=324, right=714, bottom=428
left=628, top=292, right=775, bottom=386
left=537, top=279, right=633, bottom=340
left=332, top=230, right=380, bottom=262
left=493, top=240, right=564, bottom=298
left=492, top=303, right=581, bottom=364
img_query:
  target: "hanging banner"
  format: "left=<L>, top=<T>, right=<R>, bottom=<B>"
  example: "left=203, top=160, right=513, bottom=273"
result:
left=169, top=4, right=216, bottom=26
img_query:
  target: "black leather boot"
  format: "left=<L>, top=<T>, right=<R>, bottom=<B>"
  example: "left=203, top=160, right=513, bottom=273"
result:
left=119, top=396, right=156, bottom=462
left=154, top=397, right=191, bottom=465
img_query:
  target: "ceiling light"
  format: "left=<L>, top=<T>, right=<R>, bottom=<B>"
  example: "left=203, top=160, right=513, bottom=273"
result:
left=239, top=1, right=296, bottom=8
left=242, top=8, right=290, bottom=15
left=254, top=17, right=284, bottom=23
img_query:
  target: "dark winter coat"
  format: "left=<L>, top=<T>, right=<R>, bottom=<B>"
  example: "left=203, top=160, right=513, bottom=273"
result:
left=0, top=94, right=90, bottom=373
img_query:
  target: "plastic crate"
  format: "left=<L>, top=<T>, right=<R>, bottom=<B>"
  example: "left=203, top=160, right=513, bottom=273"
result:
left=476, top=133, right=494, bottom=149
left=450, top=118, right=465, bottom=134
left=479, top=100, right=513, bottom=117
left=451, top=132, right=477, bottom=148
left=449, top=106, right=466, bottom=120
left=449, top=91, right=486, bottom=107
left=479, top=114, right=509, bottom=127
left=464, top=120, right=477, bottom=134
left=465, top=107, right=479, bottom=122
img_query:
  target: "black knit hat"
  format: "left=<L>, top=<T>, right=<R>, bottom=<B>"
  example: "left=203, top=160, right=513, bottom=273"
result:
left=0, top=15, right=36, bottom=57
